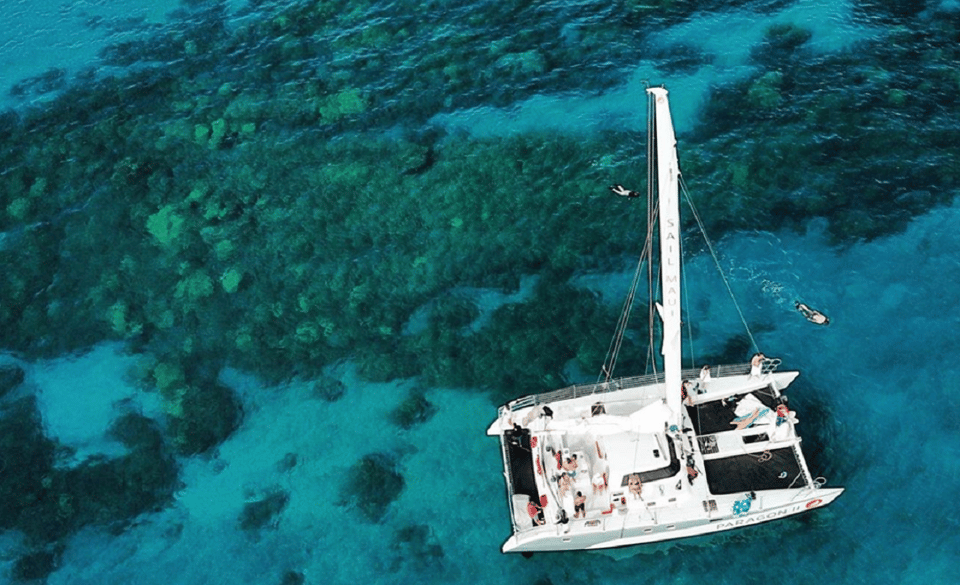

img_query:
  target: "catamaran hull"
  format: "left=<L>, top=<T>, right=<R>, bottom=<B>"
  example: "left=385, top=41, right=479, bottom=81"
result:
left=502, top=487, right=843, bottom=553
left=490, top=88, right=845, bottom=555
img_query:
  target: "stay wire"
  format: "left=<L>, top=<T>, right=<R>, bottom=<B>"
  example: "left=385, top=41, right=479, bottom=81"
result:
left=678, top=175, right=758, bottom=353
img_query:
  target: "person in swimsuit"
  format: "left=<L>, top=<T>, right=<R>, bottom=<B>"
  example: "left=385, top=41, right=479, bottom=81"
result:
left=627, top=474, right=643, bottom=499
left=557, top=472, right=573, bottom=498
left=796, top=301, right=830, bottom=325
left=561, top=455, right=578, bottom=477
left=749, top=352, right=767, bottom=378
left=731, top=407, right=763, bottom=431
left=573, top=492, right=587, bottom=518
left=681, top=380, right=695, bottom=405
left=609, top=184, right=640, bottom=198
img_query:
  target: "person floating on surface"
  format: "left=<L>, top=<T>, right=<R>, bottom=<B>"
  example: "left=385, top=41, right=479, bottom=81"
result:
left=609, top=184, right=640, bottom=198
left=795, top=301, right=830, bottom=325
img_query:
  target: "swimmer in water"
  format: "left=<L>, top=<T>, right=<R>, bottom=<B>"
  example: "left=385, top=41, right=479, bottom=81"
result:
left=796, top=302, right=829, bottom=325
left=609, top=184, right=640, bottom=198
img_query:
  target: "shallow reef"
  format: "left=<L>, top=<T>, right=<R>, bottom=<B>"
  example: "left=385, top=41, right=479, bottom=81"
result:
left=0, top=364, right=24, bottom=398
left=239, top=489, right=290, bottom=532
left=0, top=398, right=178, bottom=581
left=338, top=452, right=405, bottom=523
left=1, top=2, right=957, bottom=400
left=311, top=375, right=346, bottom=402
left=0, top=398, right=57, bottom=538
left=391, top=523, right=445, bottom=572
left=391, top=388, right=437, bottom=429
left=0, top=0, right=958, bottom=572
left=11, top=544, right=64, bottom=583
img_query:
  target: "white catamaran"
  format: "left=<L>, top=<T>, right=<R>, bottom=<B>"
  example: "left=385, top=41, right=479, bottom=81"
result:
left=486, top=87, right=843, bottom=553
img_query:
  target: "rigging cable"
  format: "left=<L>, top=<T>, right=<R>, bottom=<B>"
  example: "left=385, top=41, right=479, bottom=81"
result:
left=678, top=175, right=759, bottom=353
left=599, top=92, right=659, bottom=384
left=599, top=239, right=649, bottom=385
left=680, top=246, right=697, bottom=369
left=646, top=91, right=659, bottom=378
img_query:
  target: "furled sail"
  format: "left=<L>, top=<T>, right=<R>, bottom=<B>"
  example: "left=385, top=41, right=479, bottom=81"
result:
left=647, top=87, right=682, bottom=425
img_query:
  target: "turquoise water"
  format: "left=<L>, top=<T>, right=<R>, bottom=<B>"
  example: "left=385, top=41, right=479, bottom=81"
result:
left=0, top=0, right=958, bottom=583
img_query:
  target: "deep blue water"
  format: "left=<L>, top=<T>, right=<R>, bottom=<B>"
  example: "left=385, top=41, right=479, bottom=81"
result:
left=1, top=0, right=959, bottom=584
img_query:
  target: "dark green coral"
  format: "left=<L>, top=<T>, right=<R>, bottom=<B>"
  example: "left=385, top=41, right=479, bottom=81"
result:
left=339, top=453, right=405, bottom=522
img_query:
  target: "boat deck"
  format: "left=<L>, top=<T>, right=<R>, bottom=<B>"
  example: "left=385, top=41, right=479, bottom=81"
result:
left=491, top=368, right=823, bottom=549
left=703, top=447, right=807, bottom=494
left=686, top=387, right=782, bottom=435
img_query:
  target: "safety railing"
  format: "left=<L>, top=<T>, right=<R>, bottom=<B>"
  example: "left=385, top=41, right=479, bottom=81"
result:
left=506, top=362, right=764, bottom=412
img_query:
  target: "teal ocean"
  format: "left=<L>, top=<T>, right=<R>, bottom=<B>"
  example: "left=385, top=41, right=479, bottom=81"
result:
left=1, top=0, right=958, bottom=583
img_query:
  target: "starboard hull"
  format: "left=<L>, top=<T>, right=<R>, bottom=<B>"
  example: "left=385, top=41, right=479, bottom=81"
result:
left=501, top=487, right=844, bottom=553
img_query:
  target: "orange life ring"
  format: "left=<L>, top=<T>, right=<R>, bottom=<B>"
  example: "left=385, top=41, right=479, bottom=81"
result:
left=530, top=436, right=538, bottom=448
left=806, top=499, right=823, bottom=509
left=536, top=456, right=543, bottom=475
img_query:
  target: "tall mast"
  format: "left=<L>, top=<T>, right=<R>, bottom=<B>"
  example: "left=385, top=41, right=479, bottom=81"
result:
left=647, top=87, right=682, bottom=423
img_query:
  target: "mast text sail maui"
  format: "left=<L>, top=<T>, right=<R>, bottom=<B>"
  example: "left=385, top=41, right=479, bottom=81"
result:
left=648, top=87, right=682, bottom=426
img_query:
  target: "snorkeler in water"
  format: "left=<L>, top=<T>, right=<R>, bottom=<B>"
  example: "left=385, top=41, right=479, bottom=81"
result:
left=796, top=301, right=829, bottom=325
left=609, top=184, right=640, bottom=198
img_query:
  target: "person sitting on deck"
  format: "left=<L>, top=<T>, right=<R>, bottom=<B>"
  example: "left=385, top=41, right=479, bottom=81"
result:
left=627, top=474, right=643, bottom=499
left=749, top=353, right=767, bottom=378
left=592, top=472, right=607, bottom=494
left=557, top=472, right=573, bottom=498
left=686, top=462, right=700, bottom=484
left=521, top=404, right=554, bottom=427
left=698, top=365, right=711, bottom=390
left=681, top=380, right=695, bottom=405
left=796, top=301, right=830, bottom=325
left=526, top=497, right=545, bottom=526
left=561, top=454, right=579, bottom=477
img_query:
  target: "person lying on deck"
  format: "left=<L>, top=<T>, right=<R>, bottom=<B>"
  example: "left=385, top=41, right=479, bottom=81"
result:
left=731, top=407, right=763, bottom=430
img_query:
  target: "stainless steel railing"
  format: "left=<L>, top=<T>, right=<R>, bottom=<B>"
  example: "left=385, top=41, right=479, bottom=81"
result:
left=505, top=362, right=765, bottom=412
